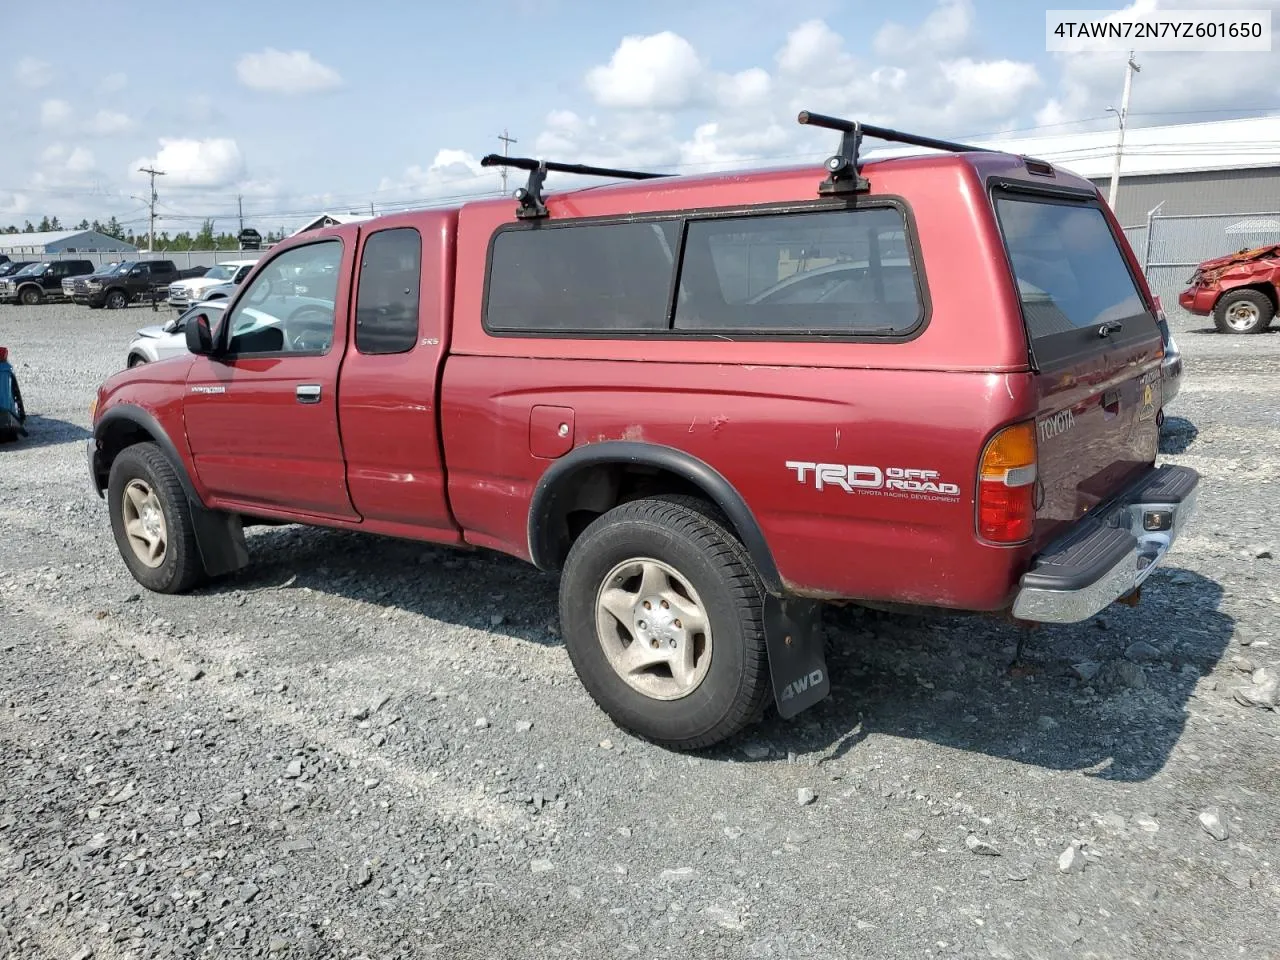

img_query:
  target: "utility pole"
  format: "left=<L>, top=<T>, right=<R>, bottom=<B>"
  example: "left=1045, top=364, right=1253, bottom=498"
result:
left=497, top=129, right=518, bottom=194
left=136, top=165, right=165, bottom=252
left=237, top=194, right=244, bottom=233
left=1106, top=51, right=1140, bottom=211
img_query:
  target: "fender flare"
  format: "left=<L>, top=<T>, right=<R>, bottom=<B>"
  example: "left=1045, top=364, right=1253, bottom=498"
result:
left=92, top=404, right=247, bottom=578
left=527, top=440, right=784, bottom=596
left=93, top=405, right=199, bottom=502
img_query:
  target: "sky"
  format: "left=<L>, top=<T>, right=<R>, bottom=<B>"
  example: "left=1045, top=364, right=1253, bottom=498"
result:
left=3, top=0, right=1278, bottom=235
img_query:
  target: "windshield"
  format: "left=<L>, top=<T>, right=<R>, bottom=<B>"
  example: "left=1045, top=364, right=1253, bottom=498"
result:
left=14, top=263, right=46, bottom=277
left=0, top=262, right=30, bottom=277
left=95, top=262, right=128, bottom=276
left=203, top=264, right=238, bottom=281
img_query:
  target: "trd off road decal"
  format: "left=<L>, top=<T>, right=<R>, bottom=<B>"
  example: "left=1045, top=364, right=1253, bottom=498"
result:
left=784, top=461, right=961, bottom=501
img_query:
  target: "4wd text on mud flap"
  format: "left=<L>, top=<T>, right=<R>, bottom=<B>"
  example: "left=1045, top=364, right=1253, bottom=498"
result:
left=785, top=461, right=961, bottom=497
left=779, top=669, right=825, bottom=703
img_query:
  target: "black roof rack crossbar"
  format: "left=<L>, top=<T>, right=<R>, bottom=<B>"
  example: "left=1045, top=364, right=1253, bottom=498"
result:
left=480, top=154, right=671, bottom=219
left=797, top=110, right=994, bottom=196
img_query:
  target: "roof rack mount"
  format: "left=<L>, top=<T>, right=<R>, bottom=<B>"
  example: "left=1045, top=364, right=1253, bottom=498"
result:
left=479, top=154, right=671, bottom=220
left=796, top=110, right=992, bottom=196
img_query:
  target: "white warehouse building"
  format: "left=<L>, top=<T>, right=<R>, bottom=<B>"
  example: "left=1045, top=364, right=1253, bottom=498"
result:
left=0, top=229, right=138, bottom=257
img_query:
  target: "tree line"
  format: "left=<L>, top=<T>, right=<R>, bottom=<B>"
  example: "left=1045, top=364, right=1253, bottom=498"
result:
left=1, top=216, right=287, bottom=251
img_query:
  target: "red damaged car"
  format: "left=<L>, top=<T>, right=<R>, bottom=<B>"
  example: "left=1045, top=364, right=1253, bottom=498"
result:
left=1178, top=243, right=1279, bottom=334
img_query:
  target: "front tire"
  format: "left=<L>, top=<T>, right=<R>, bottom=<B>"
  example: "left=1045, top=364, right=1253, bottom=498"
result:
left=106, top=290, right=128, bottom=310
left=19, top=286, right=40, bottom=306
left=107, top=443, right=206, bottom=593
left=1213, top=289, right=1274, bottom=334
left=558, top=497, right=770, bottom=750
left=127, top=353, right=148, bottom=368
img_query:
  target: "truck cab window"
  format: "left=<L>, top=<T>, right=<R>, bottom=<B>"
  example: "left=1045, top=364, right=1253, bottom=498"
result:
left=225, top=240, right=342, bottom=356
left=355, top=228, right=422, bottom=355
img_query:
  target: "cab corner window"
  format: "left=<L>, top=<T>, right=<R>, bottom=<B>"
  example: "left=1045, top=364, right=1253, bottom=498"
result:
left=355, top=228, right=422, bottom=355
left=225, top=240, right=342, bottom=356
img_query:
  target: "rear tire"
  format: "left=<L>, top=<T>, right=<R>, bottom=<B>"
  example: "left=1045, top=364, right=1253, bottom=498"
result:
left=107, top=442, right=207, bottom=594
left=558, top=497, right=770, bottom=750
left=1213, top=289, right=1274, bottom=334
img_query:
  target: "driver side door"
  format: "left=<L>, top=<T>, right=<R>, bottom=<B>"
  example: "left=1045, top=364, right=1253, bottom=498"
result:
left=183, top=232, right=360, bottom=520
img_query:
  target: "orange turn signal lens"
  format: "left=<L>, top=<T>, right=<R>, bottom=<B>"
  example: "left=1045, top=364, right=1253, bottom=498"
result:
left=978, top=421, right=1038, bottom=543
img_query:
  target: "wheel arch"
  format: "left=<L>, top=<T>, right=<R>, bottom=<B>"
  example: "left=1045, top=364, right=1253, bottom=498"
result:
left=93, top=404, right=248, bottom=578
left=527, top=441, right=784, bottom=595
left=92, top=405, right=197, bottom=503
left=1217, top=281, right=1278, bottom=312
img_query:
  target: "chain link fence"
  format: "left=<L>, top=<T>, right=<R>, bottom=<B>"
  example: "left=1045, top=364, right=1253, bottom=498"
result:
left=1128, top=211, right=1280, bottom=322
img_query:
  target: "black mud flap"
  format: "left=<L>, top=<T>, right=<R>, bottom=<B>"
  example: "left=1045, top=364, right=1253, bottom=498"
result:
left=191, top=505, right=250, bottom=578
left=763, top=595, right=830, bottom=719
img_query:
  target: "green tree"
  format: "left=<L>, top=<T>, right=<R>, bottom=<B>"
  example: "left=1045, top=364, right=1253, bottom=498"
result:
left=23, top=220, right=34, bottom=233
left=37, top=216, right=51, bottom=232
left=49, top=216, right=61, bottom=230
left=4, top=225, right=17, bottom=234
left=195, top=218, right=215, bottom=249
left=105, top=216, right=122, bottom=239
left=90, top=219, right=103, bottom=233
left=76, top=218, right=90, bottom=231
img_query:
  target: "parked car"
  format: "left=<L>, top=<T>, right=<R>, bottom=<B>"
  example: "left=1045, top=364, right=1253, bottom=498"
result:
left=1178, top=243, right=1278, bottom=334
left=0, top=259, right=94, bottom=304
left=78, top=259, right=203, bottom=309
left=0, top=260, right=34, bottom=280
left=126, top=301, right=227, bottom=366
left=0, top=345, right=25, bottom=442
left=87, top=112, right=1199, bottom=749
left=64, top=261, right=123, bottom=302
left=167, top=260, right=256, bottom=309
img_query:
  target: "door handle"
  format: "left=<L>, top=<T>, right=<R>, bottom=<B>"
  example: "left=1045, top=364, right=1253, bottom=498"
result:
left=296, top=383, right=322, bottom=404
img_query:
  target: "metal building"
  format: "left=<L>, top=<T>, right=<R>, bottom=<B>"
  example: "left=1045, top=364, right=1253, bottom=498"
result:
left=0, top=229, right=138, bottom=257
left=868, top=116, right=1280, bottom=227
left=979, top=116, right=1280, bottom=227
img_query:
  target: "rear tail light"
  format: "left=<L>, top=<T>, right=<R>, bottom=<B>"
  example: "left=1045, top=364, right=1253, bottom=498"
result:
left=977, top=421, right=1037, bottom=544
left=0, top=346, right=8, bottom=363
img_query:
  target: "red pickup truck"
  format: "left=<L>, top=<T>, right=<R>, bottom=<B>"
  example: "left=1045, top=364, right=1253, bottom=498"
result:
left=88, top=113, right=1198, bottom=749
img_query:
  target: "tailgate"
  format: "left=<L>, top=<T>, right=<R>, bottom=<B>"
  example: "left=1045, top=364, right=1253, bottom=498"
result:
left=993, top=191, right=1163, bottom=546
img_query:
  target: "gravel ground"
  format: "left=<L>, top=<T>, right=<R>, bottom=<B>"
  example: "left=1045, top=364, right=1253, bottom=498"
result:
left=1, top=301, right=1278, bottom=960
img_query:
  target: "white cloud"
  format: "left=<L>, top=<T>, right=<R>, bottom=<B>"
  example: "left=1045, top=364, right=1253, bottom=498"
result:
left=99, top=72, right=128, bottom=95
left=235, top=48, right=343, bottom=95
left=376, top=149, right=499, bottom=201
left=939, top=58, right=1041, bottom=116
left=585, top=32, right=706, bottom=110
left=40, top=99, right=72, bottom=129
left=776, top=20, right=848, bottom=75
left=32, top=143, right=97, bottom=193
left=65, top=147, right=95, bottom=174
left=15, top=57, right=53, bottom=89
left=87, top=109, right=135, bottom=136
left=875, top=0, right=974, bottom=60
left=552, top=3, right=1045, bottom=181
left=132, top=138, right=245, bottom=188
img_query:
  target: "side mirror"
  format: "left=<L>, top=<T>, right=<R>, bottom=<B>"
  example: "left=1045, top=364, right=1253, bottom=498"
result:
left=185, top=313, right=214, bottom=355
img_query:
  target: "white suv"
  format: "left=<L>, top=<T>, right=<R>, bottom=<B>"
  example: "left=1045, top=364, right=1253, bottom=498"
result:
left=166, top=260, right=256, bottom=309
